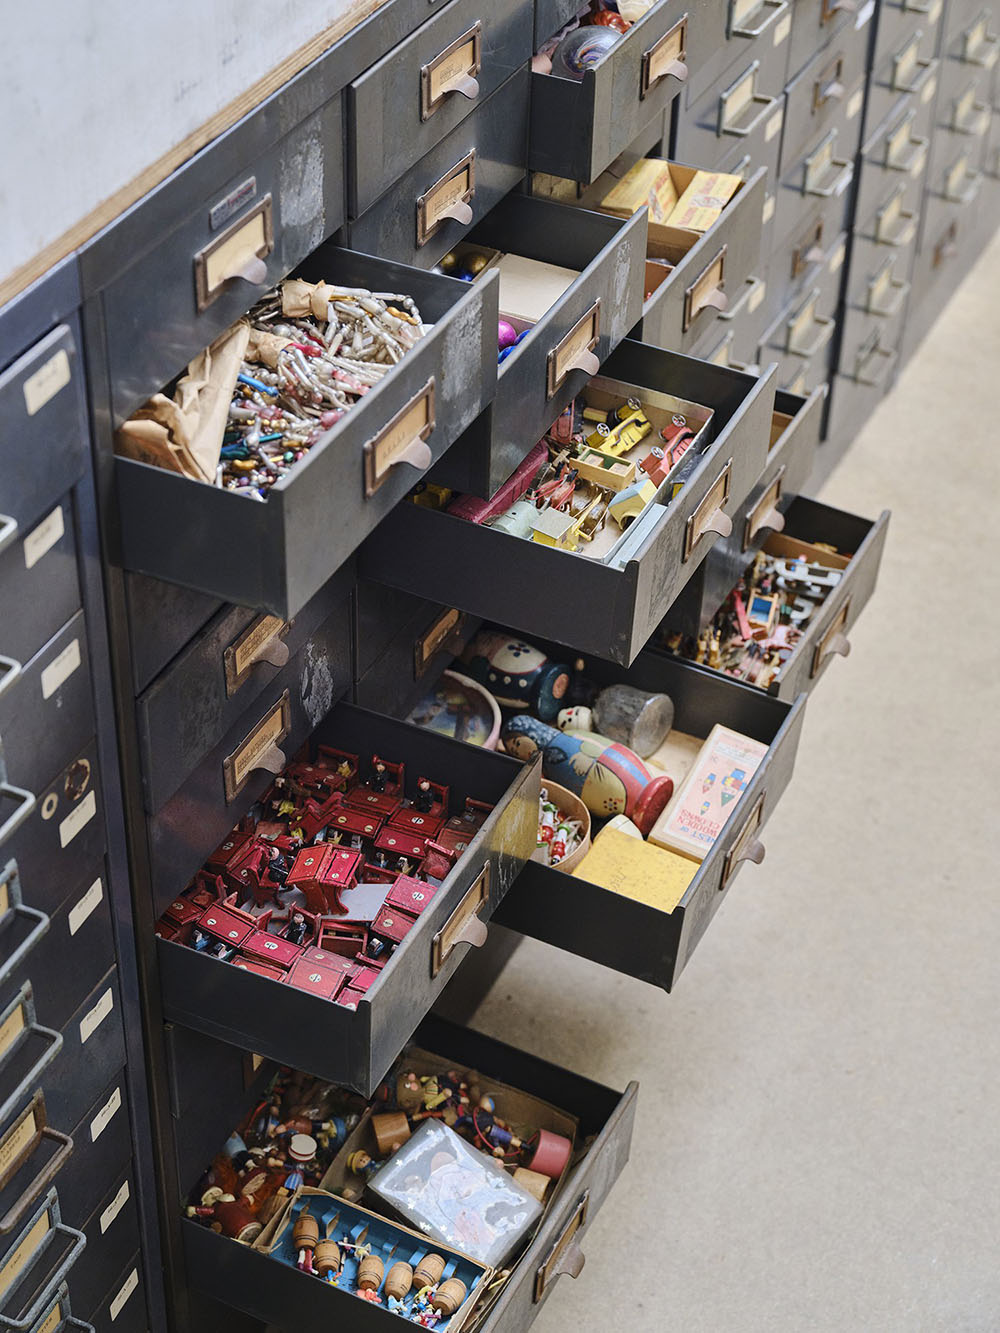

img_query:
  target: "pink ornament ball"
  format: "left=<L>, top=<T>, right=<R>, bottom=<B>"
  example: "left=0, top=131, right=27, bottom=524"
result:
left=498, top=320, right=519, bottom=350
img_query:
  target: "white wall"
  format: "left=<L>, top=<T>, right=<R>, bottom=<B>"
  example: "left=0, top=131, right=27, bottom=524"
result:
left=2, top=1, right=369, bottom=288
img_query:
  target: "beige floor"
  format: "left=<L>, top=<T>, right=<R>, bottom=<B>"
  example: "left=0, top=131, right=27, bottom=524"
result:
left=469, top=229, right=1000, bottom=1331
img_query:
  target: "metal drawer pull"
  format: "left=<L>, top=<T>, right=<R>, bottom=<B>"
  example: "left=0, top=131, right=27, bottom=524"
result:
left=683, top=461, right=733, bottom=561
left=811, top=599, right=851, bottom=676
left=414, top=607, right=467, bottom=678
left=431, top=862, right=489, bottom=977
left=0, top=1203, right=87, bottom=1331
left=744, top=467, right=785, bottom=547
left=719, top=61, right=777, bottom=137
left=722, top=791, right=766, bottom=888
left=873, top=190, right=916, bottom=247
left=0, top=986, right=63, bottom=1130
left=949, top=85, right=989, bottom=136
left=944, top=158, right=983, bottom=205
left=885, top=116, right=928, bottom=176
left=0, top=655, right=22, bottom=704
left=640, top=16, right=689, bottom=97
left=0, top=788, right=34, bottom=851
left=821, top=0, right=857, bottom=20
left=851, top=334, right=895, bottom=387
left=814, top=54, right=845, bottom=107
left=0, top=862, right=49, bottom=989
left=416, top=152, right=476, bottom=246
left=786, top=292, right=834, bottom=357
left=421, top=23, right=482, bottom=120
left=0, top=1096, right=72, bottom=1236
left=866, top=264, right=910, bottom=316
left=933, top=221, right=959, bottom=266
left=535, top=1192, right=589, bottom=1302
left=364, top=379, right=435, bottom=497
left=961, top=15, right=999, bottom=67
left=0, top=517, right=16, bottom=559
left=718, top=274, right=764, bottom=321
left=730, top=0, right=789, bottom=40
left=683, top=247, right=728, bottom=331
left=194, top=196, right=273, bottom=312
left=31, top=1287, right=92, bottom=1333
left=547, top=303, right=601, bottom=398
left=222, top=692, right=290, bottom=803
left=223, top=615, right=291, bottom=697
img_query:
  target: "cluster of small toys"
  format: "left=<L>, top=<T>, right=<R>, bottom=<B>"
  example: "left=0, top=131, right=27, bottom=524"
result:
left=116, top=277, right=429, bottom=495
left=185, top=1069, right=365, bottom=1242
left=535, top=1, right=660, bottom=79
left=659, top=544, right=845, bottom=689
left=434, top=248, right=542, bottom=364
left=154, top=746, right=493, bottom=1006
left=534, top=788, right=585, bottom=867
left=446, top=387, right=711, bottom=562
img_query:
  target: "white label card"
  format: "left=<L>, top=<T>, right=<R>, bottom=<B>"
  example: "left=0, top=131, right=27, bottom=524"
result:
left=922, top=75, right=937, bottom=103
left=23, top=349, right=70, bottom=417
left=91, top=1086, right=122, bottom=1142
left=856, top=0, right=875, bottom=27
left=774, top=12, right=791, bottom=44
left=100, top=1180, right=131, bottom=1234
left=59, top=789, right=96, bottom=848
left=23, top=507, right=65, bottom=570
left=749, top=281, right=766, bottom=312
left=766, top=111, right=783, bottom=141
left=40, top=638, right=81, bottom=700
left=831, top=244, right=846, bottom=272
left=763, top=194, right=776, bottom=222
left=69, top=878, right=104, bottom=935
left=110, top=1268, right=139, bottom=1321
left=80, top=987, right=114, bottom=1044
left=847, top=88, right=863, bottom=120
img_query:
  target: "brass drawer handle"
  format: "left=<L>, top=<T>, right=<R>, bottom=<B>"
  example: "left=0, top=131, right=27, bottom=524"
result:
left=547, top=302, right=601, bottom=398
left=683, top=247, right=728, bottom=331
left=811, top=599, right=852, bottom=676
left=414, top=608, right=467, bottom=678
left=421, top=23, right=482, bottom=120
left=535, top=1192, right=590, bottom=1302
left=683, top=461, right=733, bottom=561
left=363, top=379, right=436, bottom=497
left=743, top=466, right=785, bottom=547
left=640, top=15, right=689, bottom=97
left=722, top=791, right=766, bottom=888
left=222, top=691, right=290, bottom=802
left=416, top=152, right=476, bottom=246
left=431, top=862, right=489, bottom=977
left=194, top=196, right=273, bottom=312
left=223, top=615, right=291, bottom=696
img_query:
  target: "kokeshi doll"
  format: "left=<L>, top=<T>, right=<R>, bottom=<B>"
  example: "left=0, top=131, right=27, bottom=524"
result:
left=314, top=1238, right=341, bottom=1282
left=432, top=1278, right=468, bottom=1316
left=293, top=1209, right=319, bottom=1271
left=413, top=1253, right=446, bottom=1290
left=357, top=1252, right=385, bottom=1292
left=384, top=1261, right=413, bottom=1301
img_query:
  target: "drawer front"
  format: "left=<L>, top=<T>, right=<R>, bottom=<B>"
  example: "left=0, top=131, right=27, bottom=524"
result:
left=867, top=30, right=940, bottom=135
left=0, top=321, right=87, bottom=539
left=0, top=613, right=94, bottom=800
left=56, top=1076, right=135, bottom=1237
left=764, top=197, right=844, bottom=321
left=116, top=246, right=499, bottom=622
left=88, top=1256, right=147, bottom=1333
left=875, top=0, right=944, bottom=59
left=354, top=598, right=483, bottom=720
left=934, top=65, right=993, bottom=142
left=96, top=100, right=346, bottom=425
left=0, top=1190, right=86, bottom=1327
left=434, top=196, right=647, bottom=499
left=495, top=650, right=806, bottom=989
left=682, top=0, right=792, bottom=106
left=156, top=701, right=540, bottom=1095
left=360, top=344, right=776, bottom=665
left=0, top=499, right=80, bottom=674
left=761, top=274, right=840, bottom=388
left=772, top=114, right=859, bottom=263
left=534, top=0, right=585, bottom=46
left=528, top=0, right=690, bottom=183
left=1, top=745, right=105, bottom=921
left=843, top=243, right=913, bottom=331
left=926, top=121, right=989, bottom=200
left=348, top=0, right=533, bottom=215
left=781, top=24, right=871, bottom=173
left=125, top=574, right=222, bottom=698
left=694, top=267, right=772, bottom=364
left=785, top=0, right=875, bottom=83
left=855, top=99, right=932, bottom=226
left=941, top=4, right=1000, bottom=72
left=147, top=633, right=355, bottom=902
left=0, top=858, right=115, bottom=1037
left=70, top=1170, right=138, bottom=1323
left=343, top=68, right=530, bottom=268
left=840, top=271, right=909, bottom=354
left=675, top=60, right=786, bottom=175
left=638, top=167, right=767, bottom=356
left=136, top=561, right=355, bottom=816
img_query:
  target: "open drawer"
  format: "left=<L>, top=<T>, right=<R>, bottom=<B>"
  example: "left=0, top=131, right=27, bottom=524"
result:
left=154, top=701, right=539, bottom=1096
left=529, top=0, right=690, bottom=183
left=432, top=194, right=648, bottom=499
left=494, top=651, right=806, bottom=991
left=180, top=1015, right=637, bottom=1331
left=114, top=247, right=499, bottom=621
left=361, top=341, right=776, bottom=665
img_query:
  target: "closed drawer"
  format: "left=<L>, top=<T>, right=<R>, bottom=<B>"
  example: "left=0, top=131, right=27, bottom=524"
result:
left=682, top=0, right=792, bottom=106
left=0, top=745, right=105, bottom=923
left=115, top=245, right=499, bottom=621
left=360, top=341, right=776, bottom=665
left=841, top=254, right=911, bottom=349
left=136, top=561, right=355, bottom=816
left=835, top=309, right=901, bottom=391
left=85, top=98, right=345, bottom=426
left=70, top=1170, right=138, bottom=1323
left=146, top=629, right=355, bottom=900
left=124, top=574, right=221, bottom=698
left=0, top=614, right=93, bottom=801
left=432, top=195, right=647, bottom=499
left=785, top=0, right=875, bottom=83
left=57, top=1076, right=135, bottom=1242
left=933, top=67, right=992, bottom=141
left=11, top=1281, right=89, bottom=1333
left=155, top=700, right=539, bottom=1096
left=88, top=1256, right=146, bottom=1333
left=0, top=321, right=87, bottom=541
left=354, top=597, right=483, bottom=721
left=764, top=202, right=845, bottom=322
left=0, top=859, right=114, bottom=1037
left=875, top=0, right=944, bottom=59
left=182, top=1014, right=636, bottom=1333
left=695, top=269, right=772, bottom=365
left=495, top=651, right=805, bottom=989
left=854, top=100, right=931, bottom=226
left=0, top=500, right=80, bottom=676
left=760, top=281, right=839, bottom=394
left=780, top=22, right=870, bottom=172
left=0, top=1189, right=86, bottom=1330
left=342, top=68, right=530, bottom=268
left=866, top=29, right=940, bottom=135
left=926, top=125, right=989, bottom=201
left=634, top=166, right=767, bottom=356
left=528, top=0, right=690, bottom=183
left=772, top=118, right=857, bottom=264
left=348, top=0, right=532, bottom=216
left=940, top=6, right=999, bottom=74
left=674, top=58, right=786, bottom=175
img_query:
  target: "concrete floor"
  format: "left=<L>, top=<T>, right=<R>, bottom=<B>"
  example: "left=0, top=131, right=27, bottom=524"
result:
left=469, top=229, right=1000, bottom=1331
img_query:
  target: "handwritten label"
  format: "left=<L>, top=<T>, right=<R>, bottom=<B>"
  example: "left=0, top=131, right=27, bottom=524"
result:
left=23, top=506, right=64, bottom=570
left=80, top=986, right=114, bottom=1044
left=91, top=1085, right=122, bottom=1142
left=100, top=1179, right=131, bottom=1233
left=766, top=110, right=783, bottom=141
left=23, top=349, right=70, bottom=417
left=40, top=638, right=81, bottom=700
left=774, top=12, right=791, bottom=44
left=59, top=789, right=96, bottom=848
left=69, top=877, right=104, bottom=935
left=110, top=1268, right=139, bottom=1321
left=37, top=1301, right=63, bottom=1333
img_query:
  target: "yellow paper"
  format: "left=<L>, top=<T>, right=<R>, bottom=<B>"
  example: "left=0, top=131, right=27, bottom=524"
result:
left=572, top=826, right=696, bottom=913
left=600, top=159, right=680, bottom=225
left=667, top=171, right=743, bottom=232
